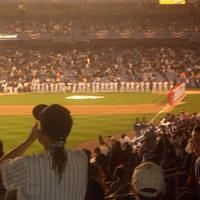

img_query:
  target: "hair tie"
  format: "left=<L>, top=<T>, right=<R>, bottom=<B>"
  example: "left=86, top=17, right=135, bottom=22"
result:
left=51, top=137, right=65, bottom=149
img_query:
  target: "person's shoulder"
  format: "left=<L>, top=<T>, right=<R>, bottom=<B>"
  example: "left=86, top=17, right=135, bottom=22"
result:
left=67, top=149, right=88, bottom=159
left=1, top=156, right=25, bottom=168
left=21, top=152, right=51, bottom=164
left=196, top=156, right=200, bottom=165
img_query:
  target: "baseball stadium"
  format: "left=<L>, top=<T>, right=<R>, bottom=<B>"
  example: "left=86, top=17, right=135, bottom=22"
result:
left=0, top=90, right=199, bottom=153
left=0, top=0, right=200, bottom=200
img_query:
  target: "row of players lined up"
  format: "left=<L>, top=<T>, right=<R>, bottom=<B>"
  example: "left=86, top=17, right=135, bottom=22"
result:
left=0, top=80, right=174, bottom=93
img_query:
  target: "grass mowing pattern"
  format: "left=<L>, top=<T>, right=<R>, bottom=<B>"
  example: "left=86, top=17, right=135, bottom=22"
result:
left=0, top=93, right=167, bottom=105
left=172, top=94, right=200, bottom=114
left=0, top=114, right=154, bottom=154
left=1, top=93, right=199, bottom=154
left=0, top=92, right=164, bottom=154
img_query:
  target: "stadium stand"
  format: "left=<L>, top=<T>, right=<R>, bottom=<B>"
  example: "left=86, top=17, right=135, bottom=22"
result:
left=0, top=0, right=200, bottom=200
left=0, top=47, right=199, bottom=93
left=88, top=111, right=200, bottom=200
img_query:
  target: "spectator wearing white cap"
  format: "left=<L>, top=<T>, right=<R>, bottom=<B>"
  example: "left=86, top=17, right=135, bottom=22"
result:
left=132, top=161, right=165, bottom=200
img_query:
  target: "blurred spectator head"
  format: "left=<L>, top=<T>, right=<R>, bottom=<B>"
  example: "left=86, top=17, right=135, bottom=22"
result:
left=191, top=125, right=200, bottom=155
left=132, top=162, right=165, bottom=200
left=121, top=133, right=126, bottom=139
left=185, top=138, right=195, bottom=154
left=94, top=147, right=101, bottom=155
left=98, top=134, right=105, bottom=145
left=39, top=104, right=72, bottom=142
left=32, top=104, right=47, bottom=120
left=108, top=135, right=116, bottom=144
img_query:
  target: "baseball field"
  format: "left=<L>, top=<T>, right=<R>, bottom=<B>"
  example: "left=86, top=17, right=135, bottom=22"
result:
left=0, top=92, right=199, bottom=154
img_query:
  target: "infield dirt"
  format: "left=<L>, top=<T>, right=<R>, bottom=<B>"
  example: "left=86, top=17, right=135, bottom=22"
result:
left=0, top=104, right=165, bottom=116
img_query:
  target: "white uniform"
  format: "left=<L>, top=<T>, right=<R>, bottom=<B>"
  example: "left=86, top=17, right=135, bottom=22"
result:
left=120, top=81, right=125, bottom=92
left=36, top=82, right=41, bottom=93
left=31, top=80, right=37, bottom=92
left=163, top=81, right=168, bottom=91
left=169, top=81, right=174, bottom=89
left=17, top=83, right=23, bottom=93
left=100, top=82, right=105, bottom=92
left=96, top=82, right=100, bottom=93
left=50, top=82, right=55, bottom=92
left=140, top=81, right=145, bottom=92
left=105, top=82, right=109, bottom=92
left=152, top=81, right=157, bottom=92
left=130, top=82, right=135, bottom=92
left=113, top=82, right=118, bottom=92
left=92, top=82, right=96, bottom=93
left=66, top=82, right=72, bottom=92
left=72, top=83, right=77, bottom=93
left=135, top=82, right=139, bottom=92
left=86, top=83, right=91, bottom=93
left=77, top=82, right=81, bottom=93
left=109, top=82, right=114, bottom=92
left=158, top=82, right=163, bottom=92
left=125, top=82, right=130, bottom=92
left=60, top=82, right=66, bottom=92
left=45, top=82, right=49, bottom=92
left=40, top=83, right=45, bottom=92
left=7, top=83, right=13, bottom=93
left=54, top=83, right=59, bottom=92
left=145, top=82, right=150, bottom=92
left=2, top=83, right=8, bottom=93
left=13, top=82, right=18, bottom=93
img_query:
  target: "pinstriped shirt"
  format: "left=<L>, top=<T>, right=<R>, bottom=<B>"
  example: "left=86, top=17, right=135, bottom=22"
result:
left=1, top=149, right=88, bottom=200
left=195, top=156, right=200, bottom=184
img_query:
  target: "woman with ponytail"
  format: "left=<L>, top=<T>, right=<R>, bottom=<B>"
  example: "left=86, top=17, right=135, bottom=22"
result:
left=0, top=104, right=88, bottom=200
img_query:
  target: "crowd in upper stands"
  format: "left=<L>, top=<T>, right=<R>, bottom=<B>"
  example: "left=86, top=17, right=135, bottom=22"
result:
left=0, top=47, right=199, bottom=93
left=0, top=17, right=199, bottom=93
left=0, top=18, right=199, bottom=33
left=83, top=18, right=200, bottom=32
left=0, top=19, right=73, bottom=33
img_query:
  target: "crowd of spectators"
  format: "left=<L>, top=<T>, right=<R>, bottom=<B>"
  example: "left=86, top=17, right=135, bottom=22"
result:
left=0, top=109, right=200, bottom=200
left=0, top=47, right=199, bottom=93
left=85, top=110, right=200, bottom=199
left=0, top=17, right=200, bottom=33
left=0, top=19, right=73, bottom=34
left=83, top=17, right=200, bottom=32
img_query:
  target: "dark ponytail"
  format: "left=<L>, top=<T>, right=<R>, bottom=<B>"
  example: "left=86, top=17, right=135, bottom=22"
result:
left=39, top=104, right=73, bottom=182
left=51, top=142, right=67, bottom=182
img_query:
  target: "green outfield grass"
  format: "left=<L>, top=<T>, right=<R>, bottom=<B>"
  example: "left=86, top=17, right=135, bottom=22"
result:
left=0, top=92, right=199, bottom=154
left=0, top=114, right=154, bottom=154
left=172, top=94, right=200, bottom=114
left=0, top=92, right=167, bottom=105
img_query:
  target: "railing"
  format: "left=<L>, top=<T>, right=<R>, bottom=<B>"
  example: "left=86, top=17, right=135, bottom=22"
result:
left=0, top=31, right=200, bottom=42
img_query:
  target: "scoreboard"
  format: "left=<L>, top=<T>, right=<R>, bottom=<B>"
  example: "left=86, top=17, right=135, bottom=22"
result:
left=159, top=0, right=186, bottom=4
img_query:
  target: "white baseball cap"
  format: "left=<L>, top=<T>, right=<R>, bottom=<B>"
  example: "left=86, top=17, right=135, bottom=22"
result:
left=132, top=162, right=165, bottom=198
